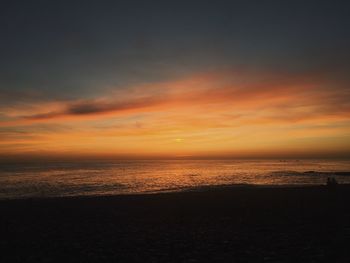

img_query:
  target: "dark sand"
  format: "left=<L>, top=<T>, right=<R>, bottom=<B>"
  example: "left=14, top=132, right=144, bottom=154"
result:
left=1, top=185, right=350, bottom=262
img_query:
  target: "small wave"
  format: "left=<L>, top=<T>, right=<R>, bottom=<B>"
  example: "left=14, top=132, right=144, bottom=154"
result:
left=271, top=171, right=350, bottom=176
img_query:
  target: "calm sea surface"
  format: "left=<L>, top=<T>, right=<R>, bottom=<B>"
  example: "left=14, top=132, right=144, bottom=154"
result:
left=0, top=159, right=350, bottom=199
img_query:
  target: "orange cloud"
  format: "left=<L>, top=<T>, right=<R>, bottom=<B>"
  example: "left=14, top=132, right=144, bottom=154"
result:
left=2, top=70, right=341, bottom=122
left=1, top=69, right=350, bottom=158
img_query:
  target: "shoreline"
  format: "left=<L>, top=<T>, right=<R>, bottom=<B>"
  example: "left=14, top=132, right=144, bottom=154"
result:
left=0, top=183, right=348, bottom=202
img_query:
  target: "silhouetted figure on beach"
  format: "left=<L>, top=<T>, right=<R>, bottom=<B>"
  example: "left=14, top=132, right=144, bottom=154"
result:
left=327, top=177, right=338, bottom=188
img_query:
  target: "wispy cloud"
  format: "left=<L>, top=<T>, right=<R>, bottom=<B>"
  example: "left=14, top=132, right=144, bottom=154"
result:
left=1, top=69, right=349, bottom=157
left=1, top=70, right=346, bottom=124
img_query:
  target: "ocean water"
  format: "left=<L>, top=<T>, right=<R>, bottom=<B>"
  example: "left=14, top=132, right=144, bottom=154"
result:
left=0, top=159, right=350, bottom=199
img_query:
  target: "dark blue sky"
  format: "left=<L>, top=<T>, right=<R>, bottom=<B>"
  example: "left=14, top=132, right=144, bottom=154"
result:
left=1, top=0, right=349, bottom=103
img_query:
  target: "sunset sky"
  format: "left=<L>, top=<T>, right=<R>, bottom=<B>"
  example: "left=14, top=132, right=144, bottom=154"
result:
left=1, top=1, right=350, bottom=159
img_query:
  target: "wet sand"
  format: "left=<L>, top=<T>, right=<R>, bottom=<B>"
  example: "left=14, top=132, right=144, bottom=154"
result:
left=1, top=185, right=350, bottom=262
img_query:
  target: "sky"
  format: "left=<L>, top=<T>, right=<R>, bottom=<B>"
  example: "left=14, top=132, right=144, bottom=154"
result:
left=1, top=0, right=350, bottom=159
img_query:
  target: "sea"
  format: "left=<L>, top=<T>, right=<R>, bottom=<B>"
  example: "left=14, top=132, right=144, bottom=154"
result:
left=0, top=159, right=350, bottom=199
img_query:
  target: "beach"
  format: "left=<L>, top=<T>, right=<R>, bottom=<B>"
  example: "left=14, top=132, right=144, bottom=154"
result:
left=1, top=185, right=350, bottom=262
left=2, top=1, right=350, bottom=262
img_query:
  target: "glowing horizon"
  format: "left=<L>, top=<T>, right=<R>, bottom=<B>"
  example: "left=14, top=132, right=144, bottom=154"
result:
left=1, top=2, right=349, bottom=160
left=1, top=69, right=350, bottom=159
